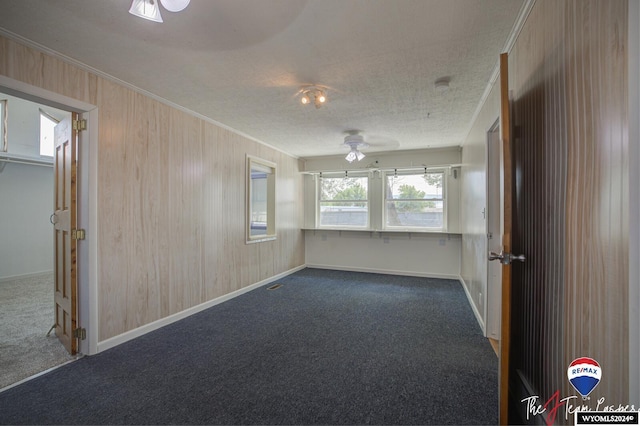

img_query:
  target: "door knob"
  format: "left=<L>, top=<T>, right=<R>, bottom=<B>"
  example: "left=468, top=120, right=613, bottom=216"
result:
left=489, top=249, right=525, bottom=265
left=49, top=213, right=58, bottom=225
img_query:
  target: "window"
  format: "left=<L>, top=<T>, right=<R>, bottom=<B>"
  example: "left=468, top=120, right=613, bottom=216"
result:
left=247, top=156, right=276, bottom=243
left=318, top=174, right=368, bottom=228
left=385, top=171, right=445, bottom=230
left=39, top=109, right=58, bottom=158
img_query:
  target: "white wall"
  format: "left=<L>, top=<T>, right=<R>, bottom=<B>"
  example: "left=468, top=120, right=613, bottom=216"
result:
left=0, top=162, right=53, bottom=279
left=303, top=148, right=462, bottom=279
left=459, top=82, right=501, bottom=334
left=0, top=92, right=68, bottom=159
left=0, top=93, right=68, bottom=279
left=306, top=230, right=461, bottom=279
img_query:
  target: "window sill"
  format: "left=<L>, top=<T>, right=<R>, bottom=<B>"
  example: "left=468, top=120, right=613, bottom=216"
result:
left=246, top=235, right=277, bottom=244
left=302, top=228, right=461, bottom=236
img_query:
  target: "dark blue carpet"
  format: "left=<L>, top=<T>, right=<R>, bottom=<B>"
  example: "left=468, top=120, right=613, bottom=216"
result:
left=0, top=268, right=498, bottom=425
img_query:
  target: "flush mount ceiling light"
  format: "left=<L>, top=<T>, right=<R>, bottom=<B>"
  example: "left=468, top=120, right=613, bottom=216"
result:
left=129, top=0, right=191, bottom=23
left=343, top=134, right=369, bottom=163
left=299, top=86, right=327, bottom=109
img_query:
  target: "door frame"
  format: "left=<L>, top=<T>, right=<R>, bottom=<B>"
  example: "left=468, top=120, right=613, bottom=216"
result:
left=0, top=75, right=99, bottom=356
left=485, top=118, right=502, bottom=341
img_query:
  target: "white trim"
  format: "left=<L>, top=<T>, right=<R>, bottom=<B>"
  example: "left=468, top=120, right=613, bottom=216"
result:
left=0, top=75, right=95, bottom=112
left=96, top=265, right=306, bottom=353
left=628, top=0, right=640, bottom=407
left=78, top=107, right=100, bottom=356
left=0, top=29, right=298, bottom=160
left=459, top=276, right=486, bottom=335
left=246, top=155, right=277, bottom=244
left=0, top=74, right=99, bottom=357
left=0, top=270, right=53, bottom=283
left=305, top=263, right=459, bottom=281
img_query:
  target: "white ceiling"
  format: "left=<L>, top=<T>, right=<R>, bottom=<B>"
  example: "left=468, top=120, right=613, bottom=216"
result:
left=0, top=0, right=525, bottom=158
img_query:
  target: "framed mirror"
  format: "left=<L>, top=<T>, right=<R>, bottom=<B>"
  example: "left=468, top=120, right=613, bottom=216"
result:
left=246, top=155, right=276, bottom=243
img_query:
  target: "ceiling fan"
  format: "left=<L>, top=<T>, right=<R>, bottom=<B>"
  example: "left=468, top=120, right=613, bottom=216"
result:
left=129, top=0, right=191, bottom=23
left=342, top=131, right=398, bottom=163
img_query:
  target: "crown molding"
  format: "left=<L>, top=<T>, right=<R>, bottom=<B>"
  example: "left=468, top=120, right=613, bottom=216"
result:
left=0, top=28, right=298, bottom=160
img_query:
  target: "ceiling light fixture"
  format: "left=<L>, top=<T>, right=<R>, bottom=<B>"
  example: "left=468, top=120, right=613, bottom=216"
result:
left=129, top=0, right=191, bottom=23
left=299, top=86, right=327, bottom=109
left=343, top=134, right=368, bottom=163
left=345, top=145, right=366, bottom=163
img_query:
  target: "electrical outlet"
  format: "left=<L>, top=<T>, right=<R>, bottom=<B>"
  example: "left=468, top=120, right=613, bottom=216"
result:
left=439, top=239, right=446, bottom=246
left=321, top=234, right=327, bottom=241
left=383, top=236, right=390, bottom=244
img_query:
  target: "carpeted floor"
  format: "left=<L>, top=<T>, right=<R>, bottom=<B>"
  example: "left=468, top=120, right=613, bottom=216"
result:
left=0, top=268, right=498, bottom=425
left=0, top=273, right=75, bottom=389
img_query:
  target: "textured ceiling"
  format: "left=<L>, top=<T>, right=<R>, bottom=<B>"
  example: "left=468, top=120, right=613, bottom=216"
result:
left=0, top=0, right=525, bottom=158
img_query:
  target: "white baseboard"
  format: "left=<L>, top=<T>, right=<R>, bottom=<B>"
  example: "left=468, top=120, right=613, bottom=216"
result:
left=305, top=263, right=460, bottom=280
left=0, top=270, right=53, bottom=283
left=459, top=276, right=486, bottom=335
left=96, top=265, right=306, bottom=353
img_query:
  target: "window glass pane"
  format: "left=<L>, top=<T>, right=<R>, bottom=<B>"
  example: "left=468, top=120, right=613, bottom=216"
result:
left=385, top=172, right=444, bottom=228
left=319, top=176, right=368, bottom=227
left=250, top=169, right=268, bottom=236
left=39, top=111, right=57, bottom=157
left=247, top=156, right=276, bottom=243
left=386, top=200, right=443, bottom=228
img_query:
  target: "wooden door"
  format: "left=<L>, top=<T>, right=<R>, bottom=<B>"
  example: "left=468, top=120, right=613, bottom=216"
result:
left=497, top=52, right=514, bottom=425
left=53, top=112, right=78, bottom=355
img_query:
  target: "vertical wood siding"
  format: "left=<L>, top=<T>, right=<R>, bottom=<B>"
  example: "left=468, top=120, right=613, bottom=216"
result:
left=509, top=0, right=628, bottom=413
left=0, top=35, right=305, bottom=342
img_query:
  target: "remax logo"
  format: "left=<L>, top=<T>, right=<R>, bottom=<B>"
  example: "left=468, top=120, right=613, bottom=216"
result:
left=567, top=357, right=601, bottom=398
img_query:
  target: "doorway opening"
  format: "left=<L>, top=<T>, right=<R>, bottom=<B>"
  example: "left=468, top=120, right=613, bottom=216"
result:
left=0, top=90, right=74, bottom=388
left=0, top=76, right=98, bottom=390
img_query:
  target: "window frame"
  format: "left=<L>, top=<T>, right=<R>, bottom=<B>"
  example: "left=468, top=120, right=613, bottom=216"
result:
left=39, top=108, right=59, bottom=159
left=246, top=155, right=277, bottom=244
left=382, top=169, right=447, bottom=231
left=316, top=172, right=370, bottom=229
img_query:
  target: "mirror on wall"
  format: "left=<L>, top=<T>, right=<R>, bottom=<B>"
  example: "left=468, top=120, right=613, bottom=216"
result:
left=246, top=156, right=276, bottom=243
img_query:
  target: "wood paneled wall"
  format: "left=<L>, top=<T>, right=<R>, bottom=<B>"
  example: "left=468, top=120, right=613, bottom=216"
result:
left=0, top=35, right=305, bottom=341
left=509, top=0, right=628, bottom=414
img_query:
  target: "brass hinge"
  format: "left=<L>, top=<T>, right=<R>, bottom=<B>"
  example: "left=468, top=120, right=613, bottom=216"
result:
left=71, top=229, right=86, bottom=240
left=73, top=328, right=86, bottom=340
left=72, top=119, right=87, bottom=131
